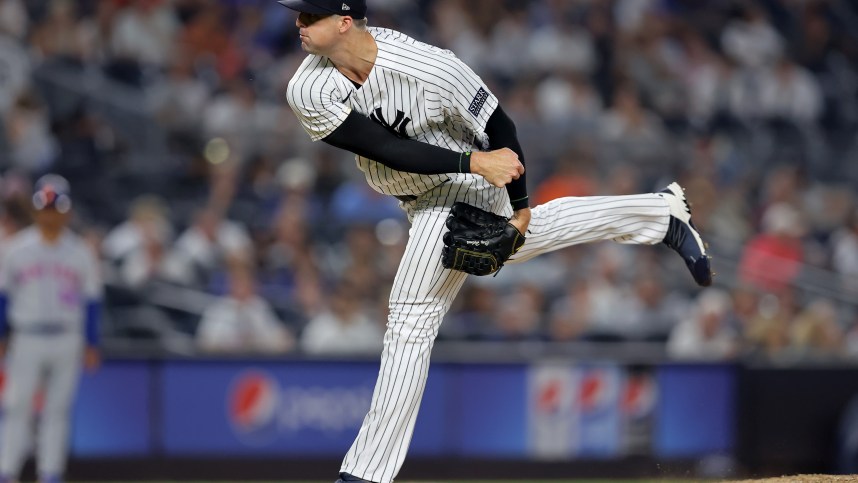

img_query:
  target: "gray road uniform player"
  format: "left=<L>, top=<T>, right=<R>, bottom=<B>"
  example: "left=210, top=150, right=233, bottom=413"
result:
left=0, top=175, right=102, bottom=483
left=280, top=1, right=712, bottom=482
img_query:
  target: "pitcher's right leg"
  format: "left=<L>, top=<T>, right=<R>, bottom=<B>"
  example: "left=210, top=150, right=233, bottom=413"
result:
left=340, top=206, right=468, bottom=483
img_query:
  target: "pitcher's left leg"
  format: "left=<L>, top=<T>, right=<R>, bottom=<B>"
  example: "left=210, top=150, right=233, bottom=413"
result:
left=509, top=192, right=670, bottom=264
left=508, top=186, right=712, bottom=286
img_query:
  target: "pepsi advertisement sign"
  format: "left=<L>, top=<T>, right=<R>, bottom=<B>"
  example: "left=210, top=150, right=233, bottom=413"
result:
left=71, top=362, right=153, bottom=455
left=527, top=363, right=626, bottom=459
left=0, top=362, right=152, bottom=456
left=162, top=361, right=380, bottom=455
left=526, top=363, right=731, bottom=460
left=5, top=358, right=731, bottom=459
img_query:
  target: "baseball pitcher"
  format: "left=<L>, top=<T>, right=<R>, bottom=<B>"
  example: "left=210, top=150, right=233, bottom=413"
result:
left=279, top=1, right=712, bottom=482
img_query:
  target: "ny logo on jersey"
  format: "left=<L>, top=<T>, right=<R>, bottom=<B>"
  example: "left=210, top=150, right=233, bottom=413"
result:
left=370, top=108, right=411, bottom=139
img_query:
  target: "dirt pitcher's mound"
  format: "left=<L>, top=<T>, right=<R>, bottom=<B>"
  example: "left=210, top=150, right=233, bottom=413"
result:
left=728, top=476, right=858, bottom=483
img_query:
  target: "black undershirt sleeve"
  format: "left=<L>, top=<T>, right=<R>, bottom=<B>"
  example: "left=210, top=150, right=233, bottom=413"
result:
left=323, top=107, right=529, bottom=210
left=323, top=111, right=472, bottom=175
left=484, top=105, right=530, bottom=210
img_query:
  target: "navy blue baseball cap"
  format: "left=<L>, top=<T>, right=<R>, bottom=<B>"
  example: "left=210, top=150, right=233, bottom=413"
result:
left=32, top=174, right=72, bottom=213
left=277, top=0, right=366, bottom=19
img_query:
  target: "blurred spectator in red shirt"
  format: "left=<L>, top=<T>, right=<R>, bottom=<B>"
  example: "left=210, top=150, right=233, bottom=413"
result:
left=739, top=202, right=805, bottom=292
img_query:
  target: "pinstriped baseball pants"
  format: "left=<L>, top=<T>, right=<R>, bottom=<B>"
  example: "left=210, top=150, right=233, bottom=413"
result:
left=341, top=177, right=669, bottom=483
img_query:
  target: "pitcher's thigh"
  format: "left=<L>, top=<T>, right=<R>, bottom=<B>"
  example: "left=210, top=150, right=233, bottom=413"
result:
left=508, top=194, right=668, bottom=264
left=389, top=207, right=468, bottom=327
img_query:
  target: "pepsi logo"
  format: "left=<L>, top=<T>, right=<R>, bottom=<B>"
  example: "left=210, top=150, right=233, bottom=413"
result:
left=536, top=379, right=562, bottom=413
left=622, top=375, right=656, bottom=417
left=579, top=369, right=616, bottom=413
left=227, top=370, right=279, bottom=444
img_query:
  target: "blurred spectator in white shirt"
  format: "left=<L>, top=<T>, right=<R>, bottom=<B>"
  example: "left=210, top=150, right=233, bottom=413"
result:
left=102, top=195, right=173, bottom=292
left=579, top=245, right=636, bottom=339
left=118, top=223, right=171, bottom=290
left=4, top=91, right=58, bottom=174
left=721, top=5, right=784, bottom=68
left=678, top=32, right=731, bottom=125
left=162, top=207, right=253, bottom=286
left=535, top=73, right=603, bottom=124
left=613, top=0, right=657, bottom=34
left=0, top=0, right=26, bottom=40
left=548, top=279, right=592, bottom=342
left=528, top=20, right=596, bottom=75
left=197, top=262, right=294, bottom=353
left=758, top=57, right=823, bottom=123
left=103, top=195, right=173, bottom=264
left=149, top=54, right=211, bottom=133
left=844, top=315, right=858, bottom=359
left=110, top=0, right=178, bottom=68
left=600, top=83, right=668, bottom=161
left=625, top=274, right=688, bottom=341
left=668, top=288, right=738, bottom=360
left=202, top=79, right=286, bottom=165
left=486, top=8, right=531, bottom=79
left=832, top=207, right=858, bottom=294
left=0, top=34, right=29, bottom=115
left=429, top=0, right=490, bottom=73
left=300, top=281, right=383, bottom=355
left=488, top=284, right=545, bottom=341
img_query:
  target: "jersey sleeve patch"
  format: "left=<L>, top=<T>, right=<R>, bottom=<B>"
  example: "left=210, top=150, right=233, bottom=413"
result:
left=467, top=87, right=489, bottom=118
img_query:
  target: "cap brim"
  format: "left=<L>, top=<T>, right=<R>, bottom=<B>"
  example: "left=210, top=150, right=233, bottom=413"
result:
left=277, top=0, right=336, bottom=15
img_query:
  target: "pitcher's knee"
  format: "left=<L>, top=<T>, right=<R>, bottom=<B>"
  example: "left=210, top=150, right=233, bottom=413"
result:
left=385, top=311, right=442, bottom=344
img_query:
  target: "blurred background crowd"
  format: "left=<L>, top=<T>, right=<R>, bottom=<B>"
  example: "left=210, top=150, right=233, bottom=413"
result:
left=1, top=0, right=858, bottom=361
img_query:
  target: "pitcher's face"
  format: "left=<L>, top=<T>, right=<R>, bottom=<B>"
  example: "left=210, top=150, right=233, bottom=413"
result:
left=295, top=13, right=341, bottom=55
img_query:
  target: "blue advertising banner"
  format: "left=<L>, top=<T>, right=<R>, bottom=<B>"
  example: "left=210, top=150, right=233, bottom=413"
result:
left=71, top=361, right=152, bottom=456
left=161, top=361, right=450, bottom=456
left=654, top=364, right=736, bottom=457
left=454, top=364, right=528, bottom=456
left=411, top=365, right=450, bottom=455
left=14, top=358, right=733, bottom=460
left=162, top=361, right=377, bottom=455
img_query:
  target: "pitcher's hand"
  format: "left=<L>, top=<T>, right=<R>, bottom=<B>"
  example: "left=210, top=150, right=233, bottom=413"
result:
left=470, top=148, right=524, bottom=187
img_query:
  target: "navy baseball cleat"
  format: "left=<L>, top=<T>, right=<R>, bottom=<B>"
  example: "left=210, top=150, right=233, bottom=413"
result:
left=336, top=472, right=376, bottom=483
left=659, top=182, right=713, bottom=287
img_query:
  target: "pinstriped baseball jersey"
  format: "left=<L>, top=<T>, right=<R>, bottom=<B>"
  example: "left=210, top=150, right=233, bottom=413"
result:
left=286, top=27, right=499, bottom=197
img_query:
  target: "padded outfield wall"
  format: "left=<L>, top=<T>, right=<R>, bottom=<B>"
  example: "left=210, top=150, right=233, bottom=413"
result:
left=2, top=356, right=854, bottom=480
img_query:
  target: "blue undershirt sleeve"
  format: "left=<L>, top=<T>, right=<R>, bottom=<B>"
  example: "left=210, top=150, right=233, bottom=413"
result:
left=85, top=300, right=101, bottom=347
left=0, top=293, right=7, bottom=339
